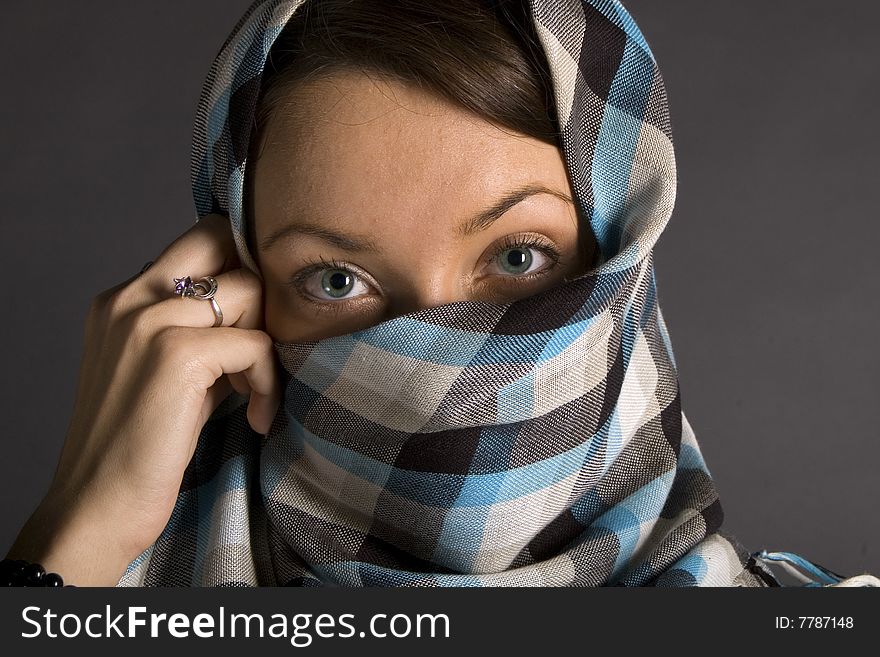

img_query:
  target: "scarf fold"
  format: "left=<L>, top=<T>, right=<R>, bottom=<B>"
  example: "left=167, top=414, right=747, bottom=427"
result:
left=118, top=0, right=771, bottom=587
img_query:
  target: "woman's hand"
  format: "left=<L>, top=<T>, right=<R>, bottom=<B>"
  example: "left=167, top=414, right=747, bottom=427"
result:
left=6, top=214, right=281, bottom=586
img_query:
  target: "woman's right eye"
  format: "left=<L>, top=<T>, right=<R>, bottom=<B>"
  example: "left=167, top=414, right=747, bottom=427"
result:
left=299, top=266, right=372, bottom=302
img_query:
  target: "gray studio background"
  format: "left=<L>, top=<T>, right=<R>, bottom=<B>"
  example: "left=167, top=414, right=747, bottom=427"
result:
left=1, top=1, right=877, bottom=577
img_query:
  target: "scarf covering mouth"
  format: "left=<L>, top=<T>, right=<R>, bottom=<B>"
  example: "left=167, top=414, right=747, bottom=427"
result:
left=117, top=0, right=771, bottom=587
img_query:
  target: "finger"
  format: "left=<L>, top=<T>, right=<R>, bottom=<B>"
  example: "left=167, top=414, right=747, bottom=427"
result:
left=93, top=258, right=154, bottom=305
left=246, top=386, right=282, bottom=436
left=227, top=372, right=252, bottom=396
left=93, top=214, right=242, bottom=321
left=134, top=267, right=263, bottom=331
left=218, top=374, right=276, bottom=437
left=198, top=375, right=234, bottom=429
left=140, top=214, right=241, bottom=296
left=155, top=326, right=281, bottom=434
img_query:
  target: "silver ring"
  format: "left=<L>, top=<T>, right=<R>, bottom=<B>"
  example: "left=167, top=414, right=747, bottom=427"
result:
left=173, top=275, right=223, bottom=327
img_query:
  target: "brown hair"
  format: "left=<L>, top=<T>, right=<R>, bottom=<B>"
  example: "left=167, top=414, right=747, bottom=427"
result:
left=244, top=0, right=563, bottom=250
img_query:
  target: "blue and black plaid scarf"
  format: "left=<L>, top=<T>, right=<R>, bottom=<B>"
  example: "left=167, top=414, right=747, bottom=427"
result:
left=117, top=0, right=780, bottom=587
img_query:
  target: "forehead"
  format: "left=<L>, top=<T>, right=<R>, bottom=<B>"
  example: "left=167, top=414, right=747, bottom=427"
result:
left=250, top=71, right=567, bottom=236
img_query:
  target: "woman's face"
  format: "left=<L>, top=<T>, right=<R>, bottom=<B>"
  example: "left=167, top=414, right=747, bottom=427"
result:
left=250, top=71, right=597, bottom=342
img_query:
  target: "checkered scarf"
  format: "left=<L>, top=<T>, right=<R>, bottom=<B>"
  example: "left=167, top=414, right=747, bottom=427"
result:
left=118, top=0, right=769, bottom=587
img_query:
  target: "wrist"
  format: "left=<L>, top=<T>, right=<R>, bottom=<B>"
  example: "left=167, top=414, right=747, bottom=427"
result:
left=8, top=497, right=139, bottom=587
left=0, top=558, right=71, bottom=586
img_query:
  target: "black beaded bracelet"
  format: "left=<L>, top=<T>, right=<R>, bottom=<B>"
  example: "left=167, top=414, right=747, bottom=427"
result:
left=1, top=558, right=75, bottom=587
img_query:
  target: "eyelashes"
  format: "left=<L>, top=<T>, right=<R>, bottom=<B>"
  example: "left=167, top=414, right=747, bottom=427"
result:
left=486, top=234, right=560, bottom=277
left=288, top=256, right=376, bottom=305
left=287, top=233, right=563, bottom=309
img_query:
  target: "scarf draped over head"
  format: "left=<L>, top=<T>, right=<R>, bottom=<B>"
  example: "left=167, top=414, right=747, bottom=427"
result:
left=118, top=0, right=770, bottom=587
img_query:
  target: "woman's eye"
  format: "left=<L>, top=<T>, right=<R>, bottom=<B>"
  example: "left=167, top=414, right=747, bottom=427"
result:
left=302, top=267, right=371, bottom=301
left=491, top=245, right=550, bottom=277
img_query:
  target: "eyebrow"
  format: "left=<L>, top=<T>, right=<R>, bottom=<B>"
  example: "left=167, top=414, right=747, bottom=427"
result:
left=458, top=183, right=573, bottom=236
left=258, top=183, right=573, bottom=253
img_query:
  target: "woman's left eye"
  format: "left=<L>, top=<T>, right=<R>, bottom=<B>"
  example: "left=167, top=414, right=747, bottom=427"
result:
left=495, top=246, right=544, bottom=275
left=486, top=238, right=559, bottom=278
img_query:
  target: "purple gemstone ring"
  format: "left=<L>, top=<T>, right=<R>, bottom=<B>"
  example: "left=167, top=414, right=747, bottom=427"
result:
left=172, top=275, right=223, bottom=327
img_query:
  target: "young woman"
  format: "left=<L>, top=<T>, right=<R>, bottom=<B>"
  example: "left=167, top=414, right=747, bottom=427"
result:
left=4, top=0, right=874, bottom=587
